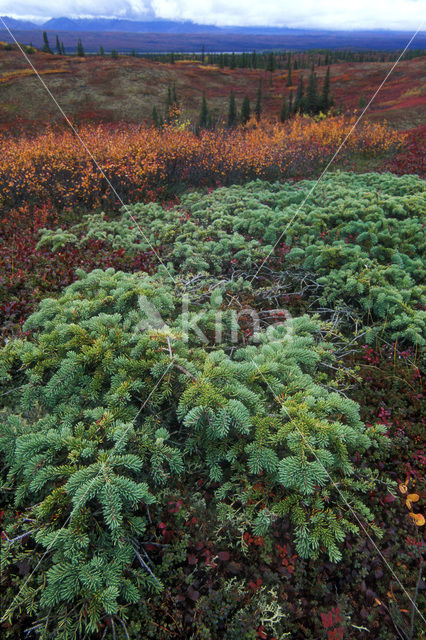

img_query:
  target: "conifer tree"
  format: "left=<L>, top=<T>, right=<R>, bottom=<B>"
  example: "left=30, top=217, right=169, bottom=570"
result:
left=251, top=50, right=258, bottom=69
left=230, top=52, right=236, bottom=69
left=288, top=90, right=294, bottom=115
left=60, top=41, right=65, bottom=55
left=280, top=96, right=289, bottom=122
left=266, top=51, right=276, bottom=85
left=358, top=94, right=367, bottom=109
left=306, top=63, right=319, bottom=114
left=42, top=31, right=53, bottom=54
left=172, top=82, right=178, bottom=107
left=286, top=53, right=293, bottom=86
left=166, top=84, right=173, bottom=109
left=76, top=38, right=85, bottom=57
left=294, top=75, right=305, bottom=113
left=201, top=44, right=205, bottom=64
left=320, top=65, right=331, bottom=111
left=199, top=91, right=209, bottom=128
left=240, top=95, right=251, bottom=124
left=55, top=35, right=61, bottom=55
left=227, top=90, right=237, bottom=127
left=254, top=80, right=262, bottom=121
left=152, top=105, right=160, bottom=128
left=111, top=49, right=118, bottom=59
left=99, top=45, right=104, bottom=56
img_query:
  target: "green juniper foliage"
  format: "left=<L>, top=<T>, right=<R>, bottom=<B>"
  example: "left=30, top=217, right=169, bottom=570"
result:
left=1, top=267, right=388, bottom=638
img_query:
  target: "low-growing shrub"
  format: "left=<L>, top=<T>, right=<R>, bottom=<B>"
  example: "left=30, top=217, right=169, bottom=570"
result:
left=40, top=172, right=426, bottom=344
left=0, top=268, right=388, bottom=638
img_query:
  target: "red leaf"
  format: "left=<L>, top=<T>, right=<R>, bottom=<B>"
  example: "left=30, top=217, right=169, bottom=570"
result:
left=321, top=611, right=334, bottom=629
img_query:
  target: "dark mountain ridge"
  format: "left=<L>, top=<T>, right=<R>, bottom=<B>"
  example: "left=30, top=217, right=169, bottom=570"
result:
left=1, top=16, right=424, bottom=51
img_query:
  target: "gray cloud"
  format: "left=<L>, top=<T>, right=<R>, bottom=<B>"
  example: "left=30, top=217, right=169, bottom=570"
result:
left=0, top=0, right=424, bottom=29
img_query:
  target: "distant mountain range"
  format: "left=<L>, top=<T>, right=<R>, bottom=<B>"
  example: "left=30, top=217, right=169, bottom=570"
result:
left=1, top=16, right=425, bottom=52
left=0, top=16, right=419, bottom=36
left=2, top=16, right=283, bottom=33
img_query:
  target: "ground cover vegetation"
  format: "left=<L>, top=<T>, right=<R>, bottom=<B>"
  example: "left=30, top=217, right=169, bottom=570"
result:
left=0, top=116, right=404, bottom=342
left=1, top=169, right=425, bottom=639
left=0, top=41, right=425, bottom=640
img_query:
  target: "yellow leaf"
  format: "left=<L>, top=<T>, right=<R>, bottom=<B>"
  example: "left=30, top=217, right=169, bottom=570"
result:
left=399, top=483, right=408, bottom=494
left=409, top=513, right=425, bottom=526
left=407, top=493, right=419, bottom=502
left=374, top=598, right=382, bottom=606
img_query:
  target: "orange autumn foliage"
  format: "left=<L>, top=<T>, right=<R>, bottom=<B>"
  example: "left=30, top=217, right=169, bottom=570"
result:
left=0, top=115, right=403, bottom=212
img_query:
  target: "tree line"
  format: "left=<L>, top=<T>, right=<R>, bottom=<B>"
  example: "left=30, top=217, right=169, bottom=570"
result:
left=151, top=61, right=333, bottom=132
left=37, top=33, right=426, bottom=65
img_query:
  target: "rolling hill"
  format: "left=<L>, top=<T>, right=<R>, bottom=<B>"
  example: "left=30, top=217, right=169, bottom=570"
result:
left=0, top=45, right=424, bottom=131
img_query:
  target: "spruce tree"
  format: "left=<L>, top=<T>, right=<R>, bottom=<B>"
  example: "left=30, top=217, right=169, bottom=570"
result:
left=254, top=80, right=262, bottom=121
left=76, top=38, right=85, bottom=57
left=172, top=82, right=178, bottom=107
left=230, top=52, right=236, bottom=69
left=99, top=45, right=104, bottom=56
left=199, top=91, right=209, bottom=128
left=0, top=258, right=391, bottom=639
left=320, top=65, right=331, bottom=111
left=42, top=31, right=53, bottom=54
left=294, top=75, right=305, bottom=113
left=227, top=90, right=237, bottom=127
left=251, top=50, right=258, bottom=69
left=152, top=105, right=160, bottom=128
left=266, top=51, right=276, bottom=85
left=358, top=94, right=367, bottom=109
left=288, top=90, right=294, bottom=114
left=60, top=41, right=65, bottom=55
left=201, top=44, right=205, bottom=64
left=286, top=53, right=293, bottom=86
left=55, top=35, right=61, bottom=55
left=306, top=63, right=319, bottom=114
left=280, top=96, right=289, bottom=122
left=240, top=95, right=251, bottom=124
left=167, top=84, right=173, bottom=109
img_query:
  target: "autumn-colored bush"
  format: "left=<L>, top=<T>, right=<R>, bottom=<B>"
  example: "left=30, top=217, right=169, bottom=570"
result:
left=385, top=124, right=426, bottom=178
left=0, top=116, right=403, bottom=211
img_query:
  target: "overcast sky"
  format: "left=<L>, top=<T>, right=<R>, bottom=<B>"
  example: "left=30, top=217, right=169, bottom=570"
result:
left=0, top=0, right=424, bottom=30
